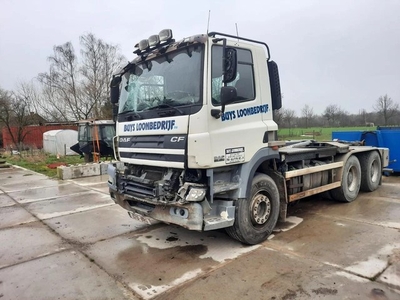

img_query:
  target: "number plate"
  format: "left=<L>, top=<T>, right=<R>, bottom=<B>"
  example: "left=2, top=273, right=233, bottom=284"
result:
left=128, top=211, right=153, bottom=225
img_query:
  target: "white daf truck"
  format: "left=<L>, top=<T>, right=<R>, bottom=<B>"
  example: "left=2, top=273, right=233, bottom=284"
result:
left=107, top=29, right=389, bottom=244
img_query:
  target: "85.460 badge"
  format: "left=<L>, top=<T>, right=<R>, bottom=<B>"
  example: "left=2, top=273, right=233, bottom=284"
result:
left=225, top=147, right=245, bottom=164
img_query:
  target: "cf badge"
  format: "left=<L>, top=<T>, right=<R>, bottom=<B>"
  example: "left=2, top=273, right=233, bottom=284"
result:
left=171, top=136, right=185, bottom=142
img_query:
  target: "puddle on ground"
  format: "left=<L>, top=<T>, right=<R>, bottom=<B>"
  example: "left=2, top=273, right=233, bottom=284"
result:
left=86, top=225, right=260, bottom=299
left=110, top=236, right=213, bottom=299
left=135, top=226, right=259, bottom=263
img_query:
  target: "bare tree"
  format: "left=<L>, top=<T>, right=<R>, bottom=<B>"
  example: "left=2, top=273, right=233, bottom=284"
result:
left=323, top=104, right=350, bottom=126
left=0, top=87, right=12, bottom=130
left=37, top=34, right=125, bottom=121
left=359, top=109, right=367, bottom=125
left=283, top=108, right=296, bottom=129
left=354, top=109, right=373, bottom=127
left=17, top=81, right=54, bottom=122
left=273, top=108, right=284, bottom=126
left=373, top=94, right=399, bottom=126
left=301, top=104, right=314, bottom=128
left=80, top=33, right=125, bottom=119
left=38, top=42, right=90, bottom=121
left=337, top=109, right=350, bottom=126
left=324, top=104, right=340, bottom=126
left=0, top=87, right=33, bottom=151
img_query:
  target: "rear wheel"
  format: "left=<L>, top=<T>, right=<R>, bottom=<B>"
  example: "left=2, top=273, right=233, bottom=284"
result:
left=226, top=173, right=280, bottom=245
left=360, top=151, right=382, bottom=192
left=330, top=155, right=361, bottom=202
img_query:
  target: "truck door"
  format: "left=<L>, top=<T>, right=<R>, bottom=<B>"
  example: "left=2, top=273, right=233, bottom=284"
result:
left=206, top=44, right=270, bottom=167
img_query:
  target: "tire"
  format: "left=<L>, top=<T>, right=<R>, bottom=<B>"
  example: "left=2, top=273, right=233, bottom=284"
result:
left=330, top=155, right=361, bottom=202
left=226, top=173, right=280, bottom=245
left=360, top=151, right=382, bottom=192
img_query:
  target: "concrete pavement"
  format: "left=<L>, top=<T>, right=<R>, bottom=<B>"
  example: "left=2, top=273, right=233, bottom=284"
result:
left=0, top=166, right=399, bottom=299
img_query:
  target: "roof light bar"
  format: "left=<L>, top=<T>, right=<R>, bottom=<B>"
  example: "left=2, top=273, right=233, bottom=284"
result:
left=134, top=29, right=174, bottom=54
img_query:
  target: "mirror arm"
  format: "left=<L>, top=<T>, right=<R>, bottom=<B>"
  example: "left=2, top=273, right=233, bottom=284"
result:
left=221, top=103, right=226, bottom=114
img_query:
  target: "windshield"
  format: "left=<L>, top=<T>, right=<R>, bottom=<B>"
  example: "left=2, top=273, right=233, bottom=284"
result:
left=119, top=45, right=203, bottom=114
left=78, top=124, right=115, bottom=145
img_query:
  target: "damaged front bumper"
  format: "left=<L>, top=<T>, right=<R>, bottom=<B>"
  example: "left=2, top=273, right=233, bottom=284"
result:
left=111, top=190, right=205, bottom=231
left=107, top=163, right=235, bottom=231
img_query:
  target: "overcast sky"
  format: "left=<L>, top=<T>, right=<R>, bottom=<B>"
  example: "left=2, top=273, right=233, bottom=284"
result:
left=1, top=0, right=399, bottom=114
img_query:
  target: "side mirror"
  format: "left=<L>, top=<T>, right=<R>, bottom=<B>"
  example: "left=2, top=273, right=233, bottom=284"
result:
left=220, top=86, right=237, bottom=113
left=268, top=61, right=282, bottom=110
left=110, top=76, right=122, bottom=104
left=223, top=48, right=237, bottom=84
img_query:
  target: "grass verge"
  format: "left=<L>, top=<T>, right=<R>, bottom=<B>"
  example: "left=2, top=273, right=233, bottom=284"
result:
left=3, top=151, right=84, bottom=178
left=277, top=126, right=376, bottom=141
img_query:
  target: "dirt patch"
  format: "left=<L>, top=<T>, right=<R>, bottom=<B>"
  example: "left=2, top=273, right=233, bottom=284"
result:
left=282, top=289, right=297, bottom=300
left=312, top=287, right=338, bottom=295
left=47, top=162, right=67, bottom=169
left=388, top=248, right=400, bottom=264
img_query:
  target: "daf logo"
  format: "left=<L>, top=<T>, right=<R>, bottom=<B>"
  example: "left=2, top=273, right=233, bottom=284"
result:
left=171, top=136, right=185, bottom=143
left=120, top=137, right=131, bottom=143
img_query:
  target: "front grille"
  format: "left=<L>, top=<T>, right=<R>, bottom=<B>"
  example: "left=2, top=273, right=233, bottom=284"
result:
left=119, top=134, right=186, bottom=149
left=118, top=134, right=187, bottom=164
left=120, top=152, right=184, bottom=162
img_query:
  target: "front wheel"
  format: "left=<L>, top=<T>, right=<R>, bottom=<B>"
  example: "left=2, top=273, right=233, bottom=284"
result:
left=226, top=173, right=280, bottom=245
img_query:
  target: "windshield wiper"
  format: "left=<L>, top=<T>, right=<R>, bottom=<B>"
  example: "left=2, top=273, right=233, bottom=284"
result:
left=145, top=103, right=184, bottom=115
left=118, top=110, right=142, bottom=120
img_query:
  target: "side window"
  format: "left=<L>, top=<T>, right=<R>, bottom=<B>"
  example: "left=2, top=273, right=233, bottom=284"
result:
left=211, top=46, right=255, bottom=105
left=100, top=125, right=116, bottom=141
left=78, top=125, right=91, bottom=142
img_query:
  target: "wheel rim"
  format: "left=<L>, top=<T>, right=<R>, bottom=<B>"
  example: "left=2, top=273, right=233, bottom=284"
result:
left=347, top=165, right=359, bottom=192
left=370, top=160, right=379, bottom=182
left=250, top=193, right=271, bottom=225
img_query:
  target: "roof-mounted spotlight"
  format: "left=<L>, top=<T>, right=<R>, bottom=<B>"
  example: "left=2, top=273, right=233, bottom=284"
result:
left=159, top=29, right=173, bottom=42
left=138, top=39, right=149, bottom=51
left=148, top=35, right=160, bottom=48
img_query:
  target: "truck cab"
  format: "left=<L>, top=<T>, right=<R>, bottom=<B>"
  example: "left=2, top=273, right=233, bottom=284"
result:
left=108, top=30, right=388, bottom=244
left=70, top=119, right=115, bottom=162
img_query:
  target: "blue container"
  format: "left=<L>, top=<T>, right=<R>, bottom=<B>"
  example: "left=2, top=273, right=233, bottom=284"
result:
left=332, top=128, right=400, bottom=172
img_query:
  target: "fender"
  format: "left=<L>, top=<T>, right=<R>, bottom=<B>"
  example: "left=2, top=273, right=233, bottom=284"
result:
left=236, top=147, right=280, bottom=199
